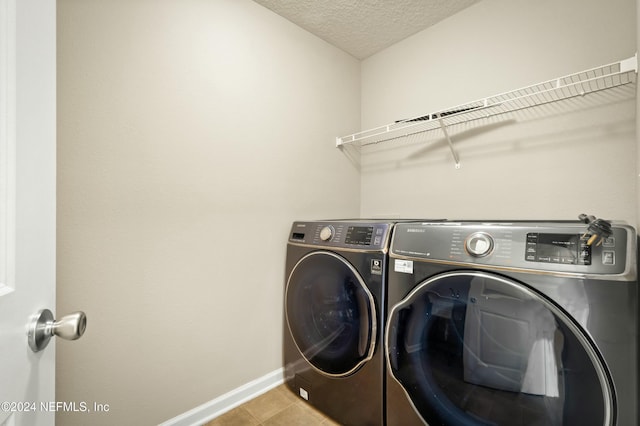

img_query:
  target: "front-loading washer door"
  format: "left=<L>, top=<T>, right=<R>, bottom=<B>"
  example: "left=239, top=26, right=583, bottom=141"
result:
left=286, top=251, right=376, bottom=377
left=386, top=271, right=614, bottom=426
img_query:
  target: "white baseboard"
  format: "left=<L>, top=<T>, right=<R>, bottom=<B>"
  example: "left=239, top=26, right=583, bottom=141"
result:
left=159, top=368, right=284, bottom=426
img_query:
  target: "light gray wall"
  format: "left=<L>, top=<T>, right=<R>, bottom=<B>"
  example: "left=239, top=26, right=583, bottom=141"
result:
left=56, top=1, right=360, bottom=424
left=360, top=0, right=637, bottom=224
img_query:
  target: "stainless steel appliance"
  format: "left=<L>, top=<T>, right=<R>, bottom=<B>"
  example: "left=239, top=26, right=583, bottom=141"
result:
left=385, top=221, right=638, bottom=425
left=283, top=220, right=393, bottom=425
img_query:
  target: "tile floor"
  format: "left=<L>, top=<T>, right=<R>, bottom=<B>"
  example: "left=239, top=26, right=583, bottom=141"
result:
left=203, top=384, right=341, bottom=426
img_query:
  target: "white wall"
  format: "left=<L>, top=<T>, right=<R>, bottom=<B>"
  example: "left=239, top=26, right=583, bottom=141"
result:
left=56, top=1, right=360, bottom=425
left=360, top=0, right=637, bottom=224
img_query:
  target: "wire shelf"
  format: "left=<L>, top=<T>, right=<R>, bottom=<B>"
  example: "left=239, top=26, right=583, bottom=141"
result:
left=337, top=55, right=637, bottom=155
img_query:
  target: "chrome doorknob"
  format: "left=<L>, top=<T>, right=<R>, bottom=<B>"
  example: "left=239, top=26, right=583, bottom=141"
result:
left=28, top=309, right=87, bottom=352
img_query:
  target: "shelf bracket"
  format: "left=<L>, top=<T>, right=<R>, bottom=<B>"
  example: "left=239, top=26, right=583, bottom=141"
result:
left=438, top=118, right=460, bottom=169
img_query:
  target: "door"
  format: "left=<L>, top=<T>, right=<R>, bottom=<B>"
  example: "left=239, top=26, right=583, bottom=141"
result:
left=285, top=251, right=376, bottom=376
left=0, top=1, right=56, bottom=425
left=386, top=271, right=614, bottom=426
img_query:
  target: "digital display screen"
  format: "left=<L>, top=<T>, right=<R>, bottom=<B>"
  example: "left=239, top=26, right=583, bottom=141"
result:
left=526, top=233, right=590, bottom=264
left=537, top=233, right=579, bottom=259
left=345, top=226, right=374, bottom=245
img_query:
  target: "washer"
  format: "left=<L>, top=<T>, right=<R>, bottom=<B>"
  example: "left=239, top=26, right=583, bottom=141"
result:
left=283, top=220, right=394, bottom=425
left=385, top=221, right=638, bottom=426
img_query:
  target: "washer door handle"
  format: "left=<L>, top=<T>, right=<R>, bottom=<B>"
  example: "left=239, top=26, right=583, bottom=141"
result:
left=28, top=309, right=87, bottom=352
left=354, top=285, right=373, bottom=357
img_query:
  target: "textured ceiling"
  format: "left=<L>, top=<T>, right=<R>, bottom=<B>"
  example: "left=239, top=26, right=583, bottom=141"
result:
left=252, top=0, right=481, bottom=59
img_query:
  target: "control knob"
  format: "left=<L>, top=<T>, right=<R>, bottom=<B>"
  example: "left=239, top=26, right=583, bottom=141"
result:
left=319, top=226, right=334, bottom=241
left=465, top=232, right=494, bottom=257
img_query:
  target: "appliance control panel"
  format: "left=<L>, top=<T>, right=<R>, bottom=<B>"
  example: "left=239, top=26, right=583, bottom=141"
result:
left=390, top=222, right=633, bottom=275
left=525, top=233, right=591, bottom=265
left=289, top=221, right=392, bottom=250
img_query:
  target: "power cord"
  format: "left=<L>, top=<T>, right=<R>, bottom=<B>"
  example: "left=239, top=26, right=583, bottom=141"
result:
left=578, top=214, right=612, bottom=246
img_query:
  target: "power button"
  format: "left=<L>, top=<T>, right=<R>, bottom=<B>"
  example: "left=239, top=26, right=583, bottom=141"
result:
left=602, top=251, right=615, bottom=265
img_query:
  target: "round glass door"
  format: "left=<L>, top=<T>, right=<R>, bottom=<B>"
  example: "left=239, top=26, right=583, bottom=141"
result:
left=286, top=251, right=376, bottom=377
left=386, top=271, right=613, bottom=426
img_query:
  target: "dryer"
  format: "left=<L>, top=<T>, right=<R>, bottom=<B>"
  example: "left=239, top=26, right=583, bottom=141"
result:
left=385, top=221, right=638, bottom=426
left=283, top=220, right=394, bottom=425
